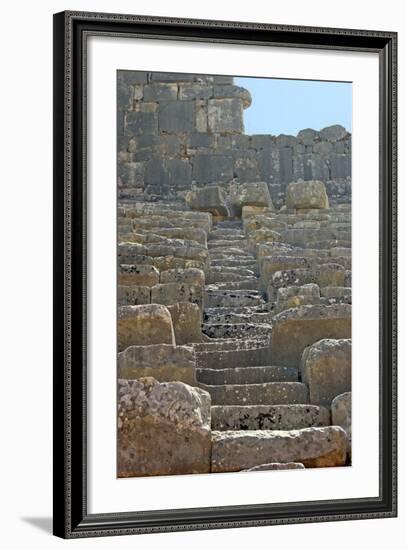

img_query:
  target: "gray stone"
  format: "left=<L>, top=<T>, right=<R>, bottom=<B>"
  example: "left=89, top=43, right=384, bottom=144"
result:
left=118, top=264, right=160, bottom=287
left=286, top=180, right=329, bottom=209
left=143, top=83, right=178, bottom=101
left=118, top=378, right=211, bottom=477
left=125, top=112, right=157, bottom=136
left=186, top=185, right=229, bottom=216
left=192, top=154, right=234, bottom=184
left=118, top=344, right=197, bottom=385
left=301, top=339, right=351, bottom=406
left=319, top=125, right=348, bottom=142
left=230, top=182, right=273, bottom=215
left=160, top=268, right=205, bottom=286
left=211, top=426, right=348, bottom=472
left=208, top=98, right=244, bottom=133
left=158, top=101, right=196, bottom=133
left=211, top=404, right=330, bottom=431
left=199, top=381, right=309, bottom=406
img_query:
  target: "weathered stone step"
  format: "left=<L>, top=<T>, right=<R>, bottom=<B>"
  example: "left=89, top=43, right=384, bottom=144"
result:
left=205, top=278, right=259, bottom=291
left=211, top=404, right=330, bottom=431
left=197, top=365, right=298, bottom=385
left=210, top=258, right=257, bottom=268
left=211, top=426, right=348, bottom=472
left=204, top=289, right=265, bottom=308
left=203, top=309, right=274, bottom=325
left=208, top=247, right=253, bottom=256
left=208, top=234, right=246, bottom=242
left=207, top=272, right=256, bottom=284
left=208, top=240, right=248, bottom=249
left=193, top=339, right=268, bottom=354
left=198, top=381, right=309, bottom=406
left=195, top=346, right=272, bottom=370
left=202, top=322, right=271, bottom=340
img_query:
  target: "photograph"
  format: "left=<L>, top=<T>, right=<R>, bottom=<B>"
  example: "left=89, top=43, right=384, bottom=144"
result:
left=116, top=70, right=353, bottom=478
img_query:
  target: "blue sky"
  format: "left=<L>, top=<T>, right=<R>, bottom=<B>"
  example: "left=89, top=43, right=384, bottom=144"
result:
left=235, top=77, right=352, bottom=136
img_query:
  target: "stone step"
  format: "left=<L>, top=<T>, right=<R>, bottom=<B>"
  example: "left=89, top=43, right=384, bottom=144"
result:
left=197, top=365, right=298, bottom=385
left=203, top=310, right=274, bottom=325
left=204, top=289, right=265, bottom=308
left=195, top=346, right=273, bottom=369
left=211, top=426, right=348, bottom=472
left=193, top=339, right=268, bottom=354
left=205, top=278, right=259, bottom=291
left=198, top=381, right=309, bottom=406
left=214, top=221, right=244, bottom=229
left=208, top=234, right=246, bottom=242
left=207, top=271, right=256, bottom=284
left=210, top=259, right=257, bottom=268
left=208, top=240, right=248, bottom=249
left=202, top=322, right=272, bottom=340
left=211, top=404, right=330, bottom=431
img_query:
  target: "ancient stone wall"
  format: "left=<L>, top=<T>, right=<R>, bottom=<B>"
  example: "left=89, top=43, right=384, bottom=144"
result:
left=118, top=71, right=351, bottom=207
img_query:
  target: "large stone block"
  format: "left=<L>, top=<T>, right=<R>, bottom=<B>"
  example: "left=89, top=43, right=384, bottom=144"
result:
left=143, top=83, right=178, bottom=101
left=286, top=180, right=329, bottom=209
left=118, top=344, right=197, bottom=385
left=160, top=268, right=205, bottom=286
left=331, top=391, right=352, bottom=460
left=151, top=282, right=203, bottom=309
left=118, top=264, right=160, bottom=287
left=125, top=111, right=158, bottom=136
left=186, top=185, right=228, bottom=216
left=118, top=285, right=150, bottom=306
left=211, top=426, right=348, bottom=472
left=208, top=98, right=244, bottom=133
left=230, top=182, right=273, bottom=216
left=300, top=339, right=351, bottom=406
left=118, top=304, right=175, bottom=351
left=158, top=100, right=196, bottom=134
left=167, top=302, right=204, bottom=344
left=211, top=404, right=330, bottom=431
left=118, top=378, right=211, bottom=476
left=270, top=304, right=351, bottom=367
left=192, top=154, right=234, bottom=184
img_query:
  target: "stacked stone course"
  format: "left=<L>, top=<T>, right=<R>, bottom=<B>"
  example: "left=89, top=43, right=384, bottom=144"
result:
left=117, top=71, right=352, bottom=477
left=118, top=71, right=351, bottom=207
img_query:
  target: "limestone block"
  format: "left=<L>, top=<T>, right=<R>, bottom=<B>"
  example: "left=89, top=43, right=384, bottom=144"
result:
left=331, top=391, right=352, bottom=459
left=167, top=302, right=204, bottom=344
left=297, top=128, right=319, bottom=145
left=118, top=344, right=197, bottom=385
left=192, top=154, right=234, bottom=184
left=118, top=378, right=211, bottom=476
left=185, top=185, right=229, bottom=216
left=160, top=268, right=205, bottom=286
left=179, top=83, right=213, bottom=100
left=300, top=339, right=351, bottom=406
left=208, top=98, right=244, bottom=133
left=270, top=304, right=351, bottom=367
left=211, top=404, right=330, bottom=431
left=118, top=264, right=160, bottom=287
left=213, top=84, right=252, bottom=107
left=312, top=263, right=346, bottom=287
left=118, top=285, right=151, bottom=306
left=321, top=286, right=352, bottom=299
left=211, top=426, right=348, bottom=472
left=230, top=182, right=273, bottom=216
left=247, top=228, right=281, bottom=251
left=151, top=282, right=203, bottom=310
left=260, top=256, right=311, bottom=289
left=243, top=462, right=305, bottom=471
left=158, top=100, right=196, bottom=133
left=118, top=304, right=175, bottom=351
left=286, top=180, right=329, bottom=209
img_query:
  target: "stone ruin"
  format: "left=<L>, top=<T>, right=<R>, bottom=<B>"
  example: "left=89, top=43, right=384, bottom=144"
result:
left=117, top=71, right=352, bottom=477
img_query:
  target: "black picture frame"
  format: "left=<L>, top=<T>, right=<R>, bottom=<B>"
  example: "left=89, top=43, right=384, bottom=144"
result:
left=53, top=10, right=397, bottom=538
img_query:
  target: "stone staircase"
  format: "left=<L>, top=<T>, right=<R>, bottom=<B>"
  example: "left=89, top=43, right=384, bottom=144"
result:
left=117, top=186, right=352, bottom=477
left=195, top=218, right=329, bottom=447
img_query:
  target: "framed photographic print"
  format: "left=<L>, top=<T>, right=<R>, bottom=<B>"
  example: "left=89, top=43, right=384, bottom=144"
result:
left=53, top=10, right=397, bottom=538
